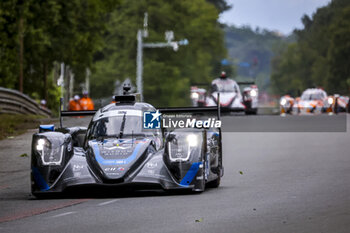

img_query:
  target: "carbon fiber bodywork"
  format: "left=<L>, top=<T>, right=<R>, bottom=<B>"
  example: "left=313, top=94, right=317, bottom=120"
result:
left=31, top=102, right=223, bottom=196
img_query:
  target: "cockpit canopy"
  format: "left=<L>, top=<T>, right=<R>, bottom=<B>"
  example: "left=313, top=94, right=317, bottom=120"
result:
left=301, top=89, right=327, bottom=101
left=211, top=79, right=240, bottom=93
left=87, top=104, right=160, bottom=140
left=90, top=114, right=143, bottom=138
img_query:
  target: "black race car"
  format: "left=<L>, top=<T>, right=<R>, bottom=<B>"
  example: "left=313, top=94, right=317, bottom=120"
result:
left=31, top=89, right=223, bottom=197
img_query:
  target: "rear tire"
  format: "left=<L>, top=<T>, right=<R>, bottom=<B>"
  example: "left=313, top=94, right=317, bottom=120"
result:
left=245, top=109, right=257, bottom=115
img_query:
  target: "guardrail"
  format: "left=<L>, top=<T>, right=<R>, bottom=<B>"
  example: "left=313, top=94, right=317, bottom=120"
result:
left=0, top=87, right=51, bottom=117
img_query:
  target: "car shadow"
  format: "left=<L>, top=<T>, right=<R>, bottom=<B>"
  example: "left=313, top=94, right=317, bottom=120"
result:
left=28, top=185, right=217, bottom=200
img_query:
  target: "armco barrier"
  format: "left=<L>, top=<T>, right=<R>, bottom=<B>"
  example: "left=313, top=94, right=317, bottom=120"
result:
left=0, top=87, right=51, bottom=117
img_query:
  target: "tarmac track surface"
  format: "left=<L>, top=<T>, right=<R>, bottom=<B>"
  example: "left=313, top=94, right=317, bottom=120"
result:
left=0, top=114, right=349, bottom=233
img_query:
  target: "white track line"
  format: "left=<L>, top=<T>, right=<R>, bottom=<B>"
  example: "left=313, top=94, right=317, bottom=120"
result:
left=50, top=211, right=76, bottom=218
left=98, top=199, right=119, bottom=206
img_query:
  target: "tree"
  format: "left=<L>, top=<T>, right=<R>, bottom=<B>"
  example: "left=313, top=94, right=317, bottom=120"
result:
left=0, top=0, right=120, bottom=111
left=271, top=0, right=350, bottom=96
left=206, top=0, right=232, bottom=13
left=327, top=6, right=350, bottom=93
left=91, top=0, right=227, bottom=107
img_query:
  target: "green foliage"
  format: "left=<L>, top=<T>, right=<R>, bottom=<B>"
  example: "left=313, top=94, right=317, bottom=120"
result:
left=0, top=114, right=45, bottom=140
left=1, top=0, right=228, bottom=108
left=327, top=6, right=350, bottom=93
left=0, top=0, right=120, bottom=110
left=46, top=74, right=61, bottom=115
left=271, top=0, right=350, bottom=95
left=91, top=0, right=227, bottom=107
left=206, top=0, right=231, bottom=13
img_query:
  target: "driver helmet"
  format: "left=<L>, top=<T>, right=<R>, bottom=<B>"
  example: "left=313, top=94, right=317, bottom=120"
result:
left=220, top=71, right=227, bottom=79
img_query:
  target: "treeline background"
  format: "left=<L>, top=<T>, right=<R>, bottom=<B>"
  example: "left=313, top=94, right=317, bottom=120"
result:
left=0, top=0, right=230, bottom=110
left=1, top=0, right=349, bottom=111
left=271, top=0, right=350, bottom=96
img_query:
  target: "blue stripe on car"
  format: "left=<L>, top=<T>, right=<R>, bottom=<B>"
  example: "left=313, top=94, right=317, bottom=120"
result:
left=32, top=167, right=50, bottom=191
left=180, top=162, right=203, bottom=186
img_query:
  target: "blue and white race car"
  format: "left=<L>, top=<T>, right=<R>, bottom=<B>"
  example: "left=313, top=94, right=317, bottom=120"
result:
left=31, top=87, right=223, bottom=197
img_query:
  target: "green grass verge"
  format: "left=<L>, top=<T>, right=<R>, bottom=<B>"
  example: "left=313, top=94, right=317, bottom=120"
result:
left=0, top=114, right=53, bottom=140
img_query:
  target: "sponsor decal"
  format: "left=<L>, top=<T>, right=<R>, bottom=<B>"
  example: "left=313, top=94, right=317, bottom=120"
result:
left=146, top=162, right=158, bottom=169
left=104, top=167, right=125, bottom=172
left=73, top=164, right=84, bottom=171
left=104, top=167, right=117, bottom=172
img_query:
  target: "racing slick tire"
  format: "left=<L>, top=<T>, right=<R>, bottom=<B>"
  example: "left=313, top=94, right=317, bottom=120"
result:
left=245, top=108, right=257, bottom=115
left=207, top=175, right=221, bottom=188
left=31, top=192, right=57, bottom=199
left=251, top=108, right=257, bottom=115
left=192, top=161, right=206, bottom=193
left=207, top=129, right=222, bottom=189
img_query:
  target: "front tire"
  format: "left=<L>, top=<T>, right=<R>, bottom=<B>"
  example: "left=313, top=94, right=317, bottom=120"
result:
left=207, top=128, right=222, bottom=189
left=245, top=108, right=257, bottom=115
left=192, top=162, right=206, bottom=193
left=207, top=175, right=221, bottom=188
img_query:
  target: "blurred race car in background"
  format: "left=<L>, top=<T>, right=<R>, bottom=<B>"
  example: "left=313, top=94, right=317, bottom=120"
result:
left=241, top=83, right=259, bottom=114
left=206, top=77, right=246, bottom=113
left=190, top=86, right=207, bottom=107
left=280, top=88, right=350, bottom=114
left=190, top=72, right=259, bottom=115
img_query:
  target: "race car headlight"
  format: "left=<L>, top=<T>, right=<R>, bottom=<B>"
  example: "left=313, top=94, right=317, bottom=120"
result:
left=250, top=89, right=257, bottom=97
left=36, top=138, right=46, bottom=151
left=167, top=134, right=199, bottom=162
left=35, top=138, right=64, bottom=166
left=327, top=97, right=334, bottom=105
left=280, top=98, right=287, bottom=106
left=186, top=134, right=198, bottom=147
left=191, top=92, right=199, bottom=99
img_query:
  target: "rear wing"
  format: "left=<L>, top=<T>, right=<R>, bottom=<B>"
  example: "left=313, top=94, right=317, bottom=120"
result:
left=158, top=92, right=245, bottom=116
left=237, top=81, right=255, bottom=85
left=60, top=110, right=97, bottom=117
left=192, top=81, right=255, bottom=86
left=58, top=98, right=96, bottom=128
left=58, top=94, right=137, bottom=127
left=191, top=83, right=210, bottom=87
left=158, top=106, right=218, bottom=113
left=191, top=81, right=255, bottom=96
left=58, top=93, right=238, bottom=128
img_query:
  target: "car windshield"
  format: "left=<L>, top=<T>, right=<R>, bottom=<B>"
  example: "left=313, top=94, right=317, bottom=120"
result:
left=89, top=115, right=144, bottom=138
left=301, top=92, right=325, bottom=100
left=212, top=83, right=236, bottom=92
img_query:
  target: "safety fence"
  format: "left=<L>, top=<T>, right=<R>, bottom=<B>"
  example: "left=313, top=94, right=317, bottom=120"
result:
left=0, top=87, right=51, bottom=117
